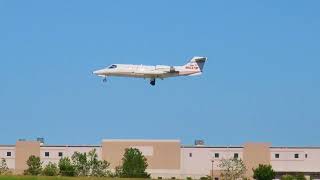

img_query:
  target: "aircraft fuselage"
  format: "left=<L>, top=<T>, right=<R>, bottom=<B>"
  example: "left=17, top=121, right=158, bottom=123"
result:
left=93, top=56, right=207, bottom=85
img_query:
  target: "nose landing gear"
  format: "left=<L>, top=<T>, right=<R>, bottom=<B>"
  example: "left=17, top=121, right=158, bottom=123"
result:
left=150, top=78, right=156, bottom=86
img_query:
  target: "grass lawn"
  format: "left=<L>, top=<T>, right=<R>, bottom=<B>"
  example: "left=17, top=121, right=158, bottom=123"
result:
left=0, top=176, right=149, bottom=180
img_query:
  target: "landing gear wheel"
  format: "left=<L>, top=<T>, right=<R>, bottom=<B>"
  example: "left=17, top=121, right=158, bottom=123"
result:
left=103, top=77, right=107, bottom=82
left=150, top=78, right=156, bottom=86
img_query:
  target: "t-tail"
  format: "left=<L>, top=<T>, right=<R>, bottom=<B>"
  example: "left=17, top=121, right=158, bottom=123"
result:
left=183, top=56, right=207, bottom=76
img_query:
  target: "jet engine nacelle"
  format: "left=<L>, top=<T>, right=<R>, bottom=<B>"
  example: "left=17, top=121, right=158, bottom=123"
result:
left=156, top=65, right=176, bottom=72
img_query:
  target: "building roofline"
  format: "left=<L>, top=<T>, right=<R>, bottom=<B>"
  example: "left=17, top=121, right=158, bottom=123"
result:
left=41, top=145, right=101, bottom=148
left=102, top=139, right=180, bottom=143
left=181, top=146, right=243, bottom=148
left=270, top=146, right=320, bottom=149
left=0, top=145, right=15, bottom=147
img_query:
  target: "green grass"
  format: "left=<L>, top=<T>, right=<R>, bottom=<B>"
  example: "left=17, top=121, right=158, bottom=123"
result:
left=0, top=176, right=149, bottom=180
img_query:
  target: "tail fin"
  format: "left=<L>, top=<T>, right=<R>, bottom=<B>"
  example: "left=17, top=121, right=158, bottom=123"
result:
left=183, top=56, right=207, bottom=72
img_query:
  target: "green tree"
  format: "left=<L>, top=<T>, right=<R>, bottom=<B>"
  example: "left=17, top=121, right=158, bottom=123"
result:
left=42, top=162, right=59, bottom=176
left=253, top=164, right=276, bottom=180
left=70, top=149, right=110, bottom=177
left=120, top=148, right=150, bottom=178
left=88, top=149, right=111, bottom=177
left=218, top=158, right=247, bottom=180
left=58, top=157, right=76, bottom=176
left=0, top=158, right=11, bottom=175
left=24, top=155, right=42, bottom=175
left=72, top=151, right=90, bottom=176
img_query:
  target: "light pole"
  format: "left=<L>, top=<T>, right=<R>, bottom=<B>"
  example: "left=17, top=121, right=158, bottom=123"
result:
left=211, top=160, right=214, bottom=180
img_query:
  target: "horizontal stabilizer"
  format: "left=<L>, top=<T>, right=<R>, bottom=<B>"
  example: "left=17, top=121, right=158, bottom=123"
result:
left=188, top=72, right=202, bottom=76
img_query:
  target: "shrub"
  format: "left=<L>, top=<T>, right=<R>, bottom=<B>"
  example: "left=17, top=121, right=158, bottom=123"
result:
left=42, top=162, right=58, bottom=176
left=88, top=149, right=111, bottom=177
left=281, top=175, right=295, bottom=180
left=24, top=155, right=42, bottom=175
left=186, top=176, right=192, bottom=180
left=0, top=158, right=11, bottom=175
left=58, top=157, right=76, bottom=176
left=253, top=164, right=276, bottom=180
left=72, top=151, right=90, bottom=176
left=281, top=174, right=306, bottom=180
left=296, top=174, right=306, bottom=180
left=219, top=158, right=246, bottom=180
left=200, top=176, right=210, bottom=180
left=70, top=149, right=110, bottom=177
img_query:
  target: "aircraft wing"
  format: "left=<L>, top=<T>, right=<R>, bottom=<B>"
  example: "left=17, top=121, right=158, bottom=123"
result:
left=155, top=65, right=178, bottom=73
left=135, top=69, right=178, bottom=77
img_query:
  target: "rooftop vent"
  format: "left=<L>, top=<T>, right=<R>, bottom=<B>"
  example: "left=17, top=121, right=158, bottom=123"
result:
left=37, top=137, right=45, bottom=144
left=194, top=139, right=205, bottom=146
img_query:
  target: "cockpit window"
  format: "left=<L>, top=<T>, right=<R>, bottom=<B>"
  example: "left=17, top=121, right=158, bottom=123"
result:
left=108, top=65, right=117, bottom=69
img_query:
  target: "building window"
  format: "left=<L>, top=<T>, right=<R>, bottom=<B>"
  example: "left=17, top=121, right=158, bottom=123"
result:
left=189, top=153, right=192, bottom=157
left=6, top=152, right=11, bottom=157
left=275, top=154, right=280, bottom=158
left=58, top=152, right=63, bottom=157
left=214, top=153, right=219, bottom=158
left=45, top=152, right=50, bottom=157
left=305, top=154, right=308, bottom=158
left=234, top=153, right=239, bottom=159
left=294, top=154, right=299, bottom=159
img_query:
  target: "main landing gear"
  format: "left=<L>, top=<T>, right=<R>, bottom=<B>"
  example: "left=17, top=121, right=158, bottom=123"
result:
left=150, top=78, right=156, bottom=86
left=103, top=76, right=107, bottom=82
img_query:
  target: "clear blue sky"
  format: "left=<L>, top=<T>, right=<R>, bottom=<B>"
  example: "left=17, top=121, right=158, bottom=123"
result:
left=0, top=1, right=319, bottom=146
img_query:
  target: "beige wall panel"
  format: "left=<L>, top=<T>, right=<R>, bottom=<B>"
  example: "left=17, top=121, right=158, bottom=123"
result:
left=15, top=141, right=40, bottom=174
left=102, top=140, right=180, bottom=170
left=243, top=143, right=271, bottom=178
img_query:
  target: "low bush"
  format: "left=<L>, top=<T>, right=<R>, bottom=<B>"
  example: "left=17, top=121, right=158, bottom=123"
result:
left=42, top=162, right=59, bottom=176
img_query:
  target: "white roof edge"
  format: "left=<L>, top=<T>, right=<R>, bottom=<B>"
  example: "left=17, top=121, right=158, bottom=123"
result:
left=102, top=139, right=180, bottom=143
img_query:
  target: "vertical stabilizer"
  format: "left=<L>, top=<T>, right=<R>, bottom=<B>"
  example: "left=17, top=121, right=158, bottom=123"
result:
left=183, top=56, right=207, bottom=72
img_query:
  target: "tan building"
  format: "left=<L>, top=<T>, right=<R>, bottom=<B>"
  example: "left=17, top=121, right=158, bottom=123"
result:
left=1, top=139, right=320, bottom=179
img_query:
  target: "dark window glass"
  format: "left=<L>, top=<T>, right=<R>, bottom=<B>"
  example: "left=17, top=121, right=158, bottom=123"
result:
left=305, top=154, right=308, bottom=158
left=45, top=152, right=49, bottom=157
left=6, top=152, right=11, bottom=157
left=109, top=65, right=117, bottom=69
left=215, top=178, right=219, bottom=180
left=214, top=153, right=219, bottom=158
left=189, top=153, right=192, bottom=157
left=275, top=154, right=280, bottom=158
left=58, top=152, right=63, bottom=157
left=294, top=154, right=299, bottom=158
left=234, top=153, right=239, bottom=159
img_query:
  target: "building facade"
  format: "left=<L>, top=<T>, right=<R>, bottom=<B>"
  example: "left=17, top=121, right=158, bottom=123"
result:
left=1, top=139, right=320, bottom=179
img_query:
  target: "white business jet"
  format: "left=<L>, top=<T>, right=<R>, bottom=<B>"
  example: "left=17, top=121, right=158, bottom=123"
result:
left=93, top=56, right=207, bottom=86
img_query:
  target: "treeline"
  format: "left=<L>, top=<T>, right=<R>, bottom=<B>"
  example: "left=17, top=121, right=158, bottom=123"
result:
left=0, top=148, right=150, bottom=178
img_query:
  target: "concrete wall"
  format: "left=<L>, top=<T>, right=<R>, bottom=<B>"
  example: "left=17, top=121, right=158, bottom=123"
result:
left=15, top=141, right=40, bottom=174
left=271, top=148, right=320, bottom=172
left=101, top=139, right=181, bottom=178
left=243, top=143, right=271, bottom=178
left=40, top=146, right=101, bottom=165
left=181, top=147, right=243, bottom=179
left=0, top=146, right=15, bottom=170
